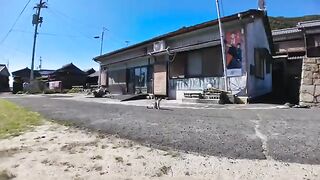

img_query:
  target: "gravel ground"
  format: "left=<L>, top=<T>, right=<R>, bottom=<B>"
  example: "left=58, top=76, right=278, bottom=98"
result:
left=2, top=94, right=320, bottom=165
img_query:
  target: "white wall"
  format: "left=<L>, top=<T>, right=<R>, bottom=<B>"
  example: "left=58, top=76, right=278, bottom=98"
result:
left=246, top=18, right=272, bottom=98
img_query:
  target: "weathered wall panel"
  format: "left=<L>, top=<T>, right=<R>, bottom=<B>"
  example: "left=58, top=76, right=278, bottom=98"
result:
left=153, top=56, right=167, bottom=96
left=246, top=18, right=272, bottom=98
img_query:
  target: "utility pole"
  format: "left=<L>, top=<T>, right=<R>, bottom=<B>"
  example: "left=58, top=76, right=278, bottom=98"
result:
left=99, top=27, right=108, bottom=56
left=30, top=0, right=47, bottom=81
left=215, top=0, right=228, bottom=91
left=94, top=27, right=108, bottom=87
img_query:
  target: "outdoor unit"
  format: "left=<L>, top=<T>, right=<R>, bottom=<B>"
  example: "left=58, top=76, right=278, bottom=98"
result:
left=153, top=40, right=166, bottom=53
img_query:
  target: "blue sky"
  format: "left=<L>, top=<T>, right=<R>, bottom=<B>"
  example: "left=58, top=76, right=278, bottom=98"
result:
left=0, top=0, right=319, bottom=78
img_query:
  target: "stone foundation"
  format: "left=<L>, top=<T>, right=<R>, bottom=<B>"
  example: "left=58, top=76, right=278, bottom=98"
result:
left=300, top=57, right=320, bottom=106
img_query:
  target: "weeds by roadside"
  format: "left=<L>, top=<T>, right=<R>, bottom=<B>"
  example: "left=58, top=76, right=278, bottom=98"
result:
left=0, top=99, right=42, bottom=138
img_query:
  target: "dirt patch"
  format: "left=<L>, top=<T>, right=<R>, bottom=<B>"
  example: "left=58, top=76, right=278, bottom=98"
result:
left=0, top=147, right=27, bottom=159
left=0, top=122, right=320, bottom=180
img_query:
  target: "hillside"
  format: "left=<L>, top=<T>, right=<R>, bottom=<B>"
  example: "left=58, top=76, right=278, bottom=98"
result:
left=269, top=15, right=320, bottom=30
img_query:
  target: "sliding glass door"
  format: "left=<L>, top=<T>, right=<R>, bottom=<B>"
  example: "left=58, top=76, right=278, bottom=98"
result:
left=134, top=67, right=147, bottom=93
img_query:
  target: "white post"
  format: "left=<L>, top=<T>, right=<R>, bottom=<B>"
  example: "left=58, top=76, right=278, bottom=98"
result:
left=215, top=0, right=228, bottom=92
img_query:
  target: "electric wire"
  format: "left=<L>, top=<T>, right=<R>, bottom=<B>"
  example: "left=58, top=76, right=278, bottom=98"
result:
left=0, top=0, right=33, bottom=46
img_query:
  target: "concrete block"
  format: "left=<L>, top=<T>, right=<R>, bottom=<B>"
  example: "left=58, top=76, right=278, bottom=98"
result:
left=300, top=85, right=315, bottom=95
left=303, top=64, right=319, bottom=72
left=300, top=93, right=315, bottom=103
left=302, top=71, right=313, bottom=79
left=313, top=73, right=320, bottom=79
left=317, top=59, right=320, bottom=65
left=314, top=79, right=320, bottom=85
left=301, top=78, right=313, bottom=85
left=304, top=58, right=316, bottom=64
left=315, top=85, right=320, bottom=97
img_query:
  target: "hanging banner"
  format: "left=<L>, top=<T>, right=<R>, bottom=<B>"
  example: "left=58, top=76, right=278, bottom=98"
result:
left=225, top=30, right=243, bottom=77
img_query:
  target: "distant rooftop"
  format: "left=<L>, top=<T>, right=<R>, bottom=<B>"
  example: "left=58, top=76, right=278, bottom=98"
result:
left=272, top=27, right=301, bottom=36
left=0, top=64, right=10, bottom=77
left=298, top=20, right=320, bottom=28
left=272, top=19, right=320, bottom=36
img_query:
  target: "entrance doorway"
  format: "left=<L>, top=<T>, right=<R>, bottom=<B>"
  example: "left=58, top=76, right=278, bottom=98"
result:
left=272, top=58, right=303, bottom=104
left=127, top=66, right=153, bottom=94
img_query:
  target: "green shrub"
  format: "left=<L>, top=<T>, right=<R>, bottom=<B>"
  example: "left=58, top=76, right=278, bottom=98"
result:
left=43, top=89, right=56, bottom=94
left=67, top=88, right=83, bottom=94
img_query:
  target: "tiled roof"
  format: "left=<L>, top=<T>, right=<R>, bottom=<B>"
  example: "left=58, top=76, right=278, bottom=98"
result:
left=272, top=19, right=320, bottom=36
left=0, top=65, right=5, bottom=72
left=298, top=20, right=320, bottom=28
left=272, top=27, right=301, bottom=36
left=0, top=64, right=10, bottom=77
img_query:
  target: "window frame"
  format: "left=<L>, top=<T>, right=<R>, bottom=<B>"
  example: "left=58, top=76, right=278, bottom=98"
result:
left=254, top=48, right=266, bottom=80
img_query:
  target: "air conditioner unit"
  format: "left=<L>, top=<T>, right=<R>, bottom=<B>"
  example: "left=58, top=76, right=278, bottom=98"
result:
left=153, top=40, right=166, bottom=53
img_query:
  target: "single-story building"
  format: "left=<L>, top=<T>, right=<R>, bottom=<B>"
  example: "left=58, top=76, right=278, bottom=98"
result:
left=272, top=20, right=320, bottom=104
left=0, top=64, right=10, bottom=92
left=12, top=67, right=41, bottom=83
left=84, top=68, right=99, bottom=86
left=49, top=63, right=87, bottom=89
left=87, top=71, right=99, bottom=86
left=94, top=9, right=273, bottom=101
left=84, top=68, right=96, bottom=76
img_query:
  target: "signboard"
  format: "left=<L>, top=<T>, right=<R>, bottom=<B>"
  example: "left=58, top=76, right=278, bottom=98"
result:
left=225, top=30, right=243, bottom=77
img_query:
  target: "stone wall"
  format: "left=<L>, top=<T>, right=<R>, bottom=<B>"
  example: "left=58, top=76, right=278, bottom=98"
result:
left=300, top=57, right=320, bottom=106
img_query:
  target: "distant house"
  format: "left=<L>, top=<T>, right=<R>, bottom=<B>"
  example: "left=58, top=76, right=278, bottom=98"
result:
left=0, top=64, right=10, bottom=92
left=38, top=69, right=55, bottom=79
left=84, top=68, right=98, bottom=86
left=84, top=68, right=96, bottom=76
left=49, top=63, right=87, bottom=89
left=94, top=9, right=273, bottom=101
left=87, top=71, right=99, bottom=86
left=272, top=20, right=320, bottom=103
left=12, top=67, right=41, bottom=83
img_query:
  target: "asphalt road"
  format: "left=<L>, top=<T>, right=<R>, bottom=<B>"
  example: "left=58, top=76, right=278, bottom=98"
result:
left=2, top=94, right=320, bottom=164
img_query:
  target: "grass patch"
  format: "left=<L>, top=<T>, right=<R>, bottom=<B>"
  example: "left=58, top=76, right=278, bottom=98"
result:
left=0, top=99, right=42, bottom=139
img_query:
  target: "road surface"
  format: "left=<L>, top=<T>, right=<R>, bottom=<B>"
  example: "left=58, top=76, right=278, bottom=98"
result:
left=2, top=94, right=320, bottom=164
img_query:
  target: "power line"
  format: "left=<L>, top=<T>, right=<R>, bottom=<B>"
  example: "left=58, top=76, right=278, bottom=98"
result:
left=46, top=8, right=95, bottom=40
left=48, top=6, right=128, bottom=46
left=220, top=0, right=225, bottom=17
left=0, top=0, right=33, bottom=46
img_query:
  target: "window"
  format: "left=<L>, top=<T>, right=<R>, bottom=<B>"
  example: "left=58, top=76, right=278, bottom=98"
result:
left=254, top=48, right=266, bottom=79
left=187, top=51, right=202, bottom=77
